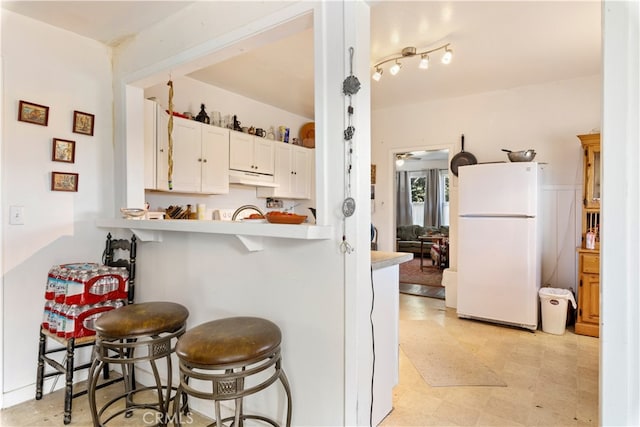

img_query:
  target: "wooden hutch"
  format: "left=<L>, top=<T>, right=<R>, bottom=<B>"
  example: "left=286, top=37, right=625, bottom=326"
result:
left=576, top=133, right=600, bottom=337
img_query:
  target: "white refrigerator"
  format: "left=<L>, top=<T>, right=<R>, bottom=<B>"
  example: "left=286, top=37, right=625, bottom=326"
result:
left=457, top=162, right=546, bottom=330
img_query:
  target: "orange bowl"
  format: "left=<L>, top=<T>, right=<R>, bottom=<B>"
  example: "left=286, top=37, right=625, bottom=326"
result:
left=265, top=212, right=308, bottom=224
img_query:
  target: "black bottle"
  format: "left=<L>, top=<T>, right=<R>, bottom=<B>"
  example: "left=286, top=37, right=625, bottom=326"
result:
left=195, top=104, right=210, bottom=124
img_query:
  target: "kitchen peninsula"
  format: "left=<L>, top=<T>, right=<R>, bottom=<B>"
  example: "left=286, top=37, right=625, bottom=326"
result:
left=370, top=250, right=413, bottom=424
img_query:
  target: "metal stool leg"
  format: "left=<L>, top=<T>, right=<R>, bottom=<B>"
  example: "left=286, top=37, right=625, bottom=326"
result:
left=279, top=368, right=292, bottom=427
left=87, top=356, right=105, bottom=426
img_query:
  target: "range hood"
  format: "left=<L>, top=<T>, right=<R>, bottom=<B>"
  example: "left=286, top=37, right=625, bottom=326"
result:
left=229, top=170, right=279, bottom=188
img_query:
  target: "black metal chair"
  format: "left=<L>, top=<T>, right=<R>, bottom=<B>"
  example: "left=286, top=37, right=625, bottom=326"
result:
left=35, top=233, right=137, bottom=424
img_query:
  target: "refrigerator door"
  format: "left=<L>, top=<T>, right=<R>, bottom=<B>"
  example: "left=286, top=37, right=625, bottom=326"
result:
left=458, top=163, right=541, bottom=217
left=457, top=216, right=540, bottom=329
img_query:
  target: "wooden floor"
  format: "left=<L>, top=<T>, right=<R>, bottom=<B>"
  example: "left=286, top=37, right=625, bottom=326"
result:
left=1, top=294, right=599, bottom=426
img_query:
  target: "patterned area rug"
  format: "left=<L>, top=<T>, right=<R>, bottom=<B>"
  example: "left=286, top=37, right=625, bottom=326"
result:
left=399, top=258, right=445, bottom=299
left=399, top=257, right=443, bottom=287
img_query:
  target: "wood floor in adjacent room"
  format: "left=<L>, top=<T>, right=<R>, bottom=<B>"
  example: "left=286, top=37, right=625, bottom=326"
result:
left=1, top=294, right=598, bottom=426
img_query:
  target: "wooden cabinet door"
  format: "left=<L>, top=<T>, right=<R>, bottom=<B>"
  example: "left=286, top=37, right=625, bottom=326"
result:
left=579, top=273, right=600, bottom=325
left=584, top=144, right=601, bottom=209
left=201, top=126, right=230, bottom=194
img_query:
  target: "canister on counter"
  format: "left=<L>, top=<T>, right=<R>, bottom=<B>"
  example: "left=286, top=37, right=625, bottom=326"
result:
left=197, top=204, right=206, bottom=220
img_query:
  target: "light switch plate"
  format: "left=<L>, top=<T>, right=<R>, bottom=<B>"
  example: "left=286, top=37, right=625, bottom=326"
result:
left=10, top=206, right=24, bottom=225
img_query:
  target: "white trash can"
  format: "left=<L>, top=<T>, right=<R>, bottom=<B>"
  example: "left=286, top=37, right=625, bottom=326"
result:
left=539, top=287, right=577, bottom=335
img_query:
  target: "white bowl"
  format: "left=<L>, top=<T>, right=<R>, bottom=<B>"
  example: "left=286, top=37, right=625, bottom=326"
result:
left=120, top=208, right=147, bottom=219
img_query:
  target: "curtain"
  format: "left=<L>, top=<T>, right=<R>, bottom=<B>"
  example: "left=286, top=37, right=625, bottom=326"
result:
left=396, top=171, right=413, bottom=225
left=423, top=169, right=441, bottom=227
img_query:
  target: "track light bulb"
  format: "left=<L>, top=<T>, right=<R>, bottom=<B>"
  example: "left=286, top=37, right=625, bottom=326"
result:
left=389, top=61, right=401, bottom=76
left=372, top=67, right=383, bottom=82
left=441, top=47, right=453, bottom=64
left=396, top=158, right=405, bottom=167
left=419, top=54, right=430, bottom=69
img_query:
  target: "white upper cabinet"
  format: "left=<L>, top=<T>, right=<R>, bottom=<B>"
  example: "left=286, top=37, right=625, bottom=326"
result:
left=257, top=144, right=313, bottom=199
left=229, top=130, right=275, bottom=176
left=200, top=125, right=230, bottom=194
left=145, top=101, right=229, bottom=194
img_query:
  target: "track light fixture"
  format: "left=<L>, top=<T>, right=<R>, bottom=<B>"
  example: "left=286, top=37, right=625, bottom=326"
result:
left=372, top=67, right=383, bottom=81
left=372, top=43, right=452, bottom=81
left=389, top=61, right=402, bottom=76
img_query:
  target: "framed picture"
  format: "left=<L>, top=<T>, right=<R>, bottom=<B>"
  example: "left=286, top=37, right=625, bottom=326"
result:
left=73, top=110, right=95, bottom=136
left=18, top=100, right=49, bottom=126
left=52, top=138, right=75, bottom=163
left=51, top=171, right=79, bottom=192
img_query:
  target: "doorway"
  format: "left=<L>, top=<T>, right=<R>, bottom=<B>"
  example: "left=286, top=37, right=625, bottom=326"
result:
left=394, top=148, right=450, bottom=232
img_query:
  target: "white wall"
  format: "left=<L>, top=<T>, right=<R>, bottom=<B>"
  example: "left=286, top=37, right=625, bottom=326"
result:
left=1, top=11, right=115, bottom=405
left=372, top=75, right=600, bottom=289
left=601, top=1, right=640, bottom=424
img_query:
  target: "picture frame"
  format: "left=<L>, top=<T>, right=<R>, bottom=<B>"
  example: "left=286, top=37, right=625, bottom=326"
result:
left=18, top=100, right=49, bottom=126
left=51, top=171, right=79, bottom=192
left=72, top=110, right=95, bottom=136
left=52, top=138, right=75, bottom=163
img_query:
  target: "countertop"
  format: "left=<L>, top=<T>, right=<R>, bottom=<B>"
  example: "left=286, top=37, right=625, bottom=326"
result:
left=371, top=251, right=413, bottom=270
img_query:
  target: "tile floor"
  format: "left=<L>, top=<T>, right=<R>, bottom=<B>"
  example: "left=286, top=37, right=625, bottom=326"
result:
left=380, top=294, right=599, bottom=426
left=0, top=294, right=599, bottom=426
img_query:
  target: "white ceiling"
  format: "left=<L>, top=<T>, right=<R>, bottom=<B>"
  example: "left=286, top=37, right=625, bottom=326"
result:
left=1, top=1, right=601, bottom=118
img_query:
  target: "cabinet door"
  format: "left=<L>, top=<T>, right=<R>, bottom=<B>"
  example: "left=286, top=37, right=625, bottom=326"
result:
left=143, top=100, right=157, bottom=189
left=584, top=144, right=601, bottom=209
left=272, top=143, right=293, bottom=196
left=201, top=126, right=230, bottom=194
left=171, top=117, right=201, bottom=192
left=579, top=273, right=600, bottom=325
left=254, top=138, right=275, bottom=175
left=229, top=131, right=254, bottom=172
left=155, top=108, right=170, bottom=190
left=291, top=146, right=311, bottom=199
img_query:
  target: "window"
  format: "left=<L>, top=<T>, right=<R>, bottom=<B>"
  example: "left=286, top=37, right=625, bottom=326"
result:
left=410, top=177, right=425, bottom=202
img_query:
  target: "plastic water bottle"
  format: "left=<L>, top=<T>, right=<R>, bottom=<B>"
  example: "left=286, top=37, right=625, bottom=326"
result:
left=49, top=302, right=62, bottom=334
left=64, top=305, right=81, bottom=339
left=56, top=303, right=69, bottom=337
left=42, top=300, right=54, bottom=330
left=45, top=266, right=58, bottom=300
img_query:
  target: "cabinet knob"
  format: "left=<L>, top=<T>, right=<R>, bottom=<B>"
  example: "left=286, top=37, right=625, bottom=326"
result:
left=203, top=159, right=207, bottom=163
left=159, top=149, right=164, bottom=152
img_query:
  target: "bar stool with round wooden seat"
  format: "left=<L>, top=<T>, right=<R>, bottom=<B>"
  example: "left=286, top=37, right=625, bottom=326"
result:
left=87, top=301, right=189, bottom=426
left=173, top=316, right=292, bottom=426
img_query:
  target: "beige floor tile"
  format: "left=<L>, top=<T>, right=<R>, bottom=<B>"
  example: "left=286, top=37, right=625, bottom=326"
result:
left=476, top=411, right=526, bottom=426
